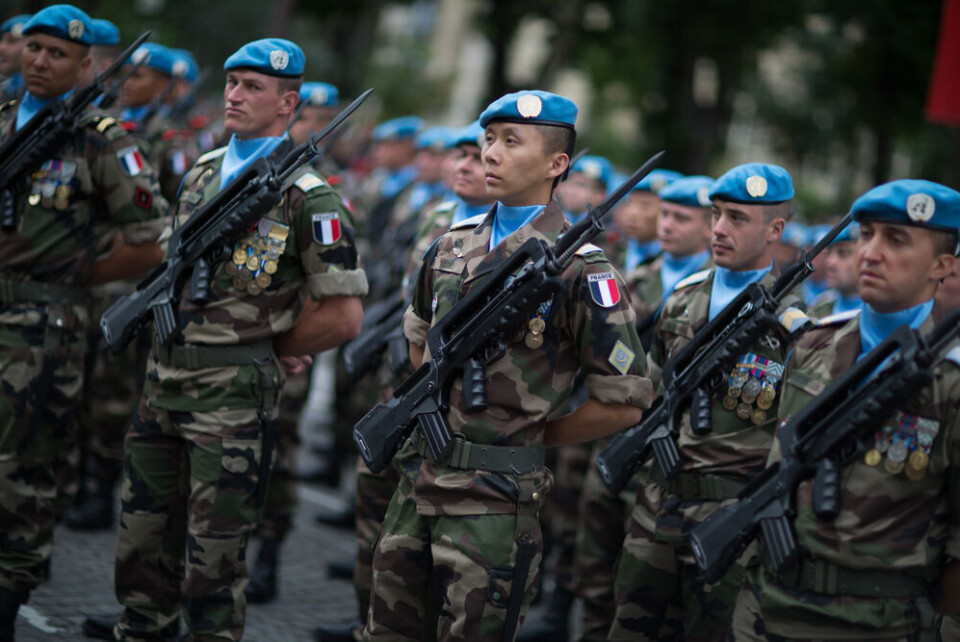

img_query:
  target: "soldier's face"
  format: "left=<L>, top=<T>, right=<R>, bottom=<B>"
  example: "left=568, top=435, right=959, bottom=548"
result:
left=120, top=66, right=170, bottom=108
left=824, top=241, right=858, bottom=294
left=658, top=203, right=712, bottom=257
left=856, top=221, right=955, bottom=313
left=557, top=173, right=605, bottom=215
left=288, top=105, right=333, bottom=146
left=20, top=34, right=91, bottom=98
left=452, top=144, right=489, bottom=206
left=482, top=122, right=566, bottom=207
left=710, top=200, right=783, bottom=271
left=0, top=31, right=25, bottom=76
left=371, top=139, right=414, bottom=170
left=414, top=148, right=445, bottom=183
left=223, top=70, right=298, bottom=139
left=617, top=192, right=660, bottom=241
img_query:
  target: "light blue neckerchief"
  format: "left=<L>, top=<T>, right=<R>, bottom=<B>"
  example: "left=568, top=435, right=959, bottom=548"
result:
left=833, top=293, right=861, bottom=316
left=708, top=263, right=773, bottom=321
left=380, top=166, right=418, bottom=200
left=220, top=133, right=286, bottom=191
left=564, top=209, right=587, bottom=224
left=660, top=250, right=711, bottom=297
left=489, top=203, right=544, bottom=251
left=802, top=279, right=828, bottom=307
left=858, top=300, right=933, bottom=359
left=16, top=90, right=70, bottom=131
left=408, top=181, right=447, bottom=214
left=452, top=198, right=490, bottom=225
left=626, top=239, right=660, bottom=272
left=6, top=72, right=23, bottom=93
left=120, top=105, right=151, bottom=124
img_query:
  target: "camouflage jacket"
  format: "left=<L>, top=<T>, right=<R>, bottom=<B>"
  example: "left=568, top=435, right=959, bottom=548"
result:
left=145, top=140, right=368, bottom=412
left=0, top=100, right=169, bottom=289
left=400, top=200, right=652, bottom=516
left=131, top=112, right=201, bottom=203
left=754, top=305, right=960, bottom=638
left=626, top=252, right=715, bottom=322
left=649, top=268, right=808, bottom=483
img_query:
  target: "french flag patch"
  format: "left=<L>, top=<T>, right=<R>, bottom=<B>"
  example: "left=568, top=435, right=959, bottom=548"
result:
left=588, top=272, right=621, bottom=308
left=312, top=211, right=341, bottom=245
left=117, top=146, right=144, bottom=176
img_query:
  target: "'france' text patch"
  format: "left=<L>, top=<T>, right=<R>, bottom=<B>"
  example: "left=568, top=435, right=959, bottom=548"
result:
left=588, top=272, right=620, bottom=308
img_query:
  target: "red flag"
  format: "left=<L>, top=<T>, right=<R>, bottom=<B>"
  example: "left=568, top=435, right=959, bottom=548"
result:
left=926, top=0, right=960, bottom=125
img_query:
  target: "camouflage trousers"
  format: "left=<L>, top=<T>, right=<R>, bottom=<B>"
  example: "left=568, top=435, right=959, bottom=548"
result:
left=543, top=441, right=591, bottom=593
left=114, top=394, right=276, bottom=642
left=354, top=454, right=400, bottom=625
left=362, top=469, right=542, bottom=642
left=573, top=442, right=636, bottom=642
left=0, top=302, right=89, bottom=596
left=610, top=478, right=746, bottom=642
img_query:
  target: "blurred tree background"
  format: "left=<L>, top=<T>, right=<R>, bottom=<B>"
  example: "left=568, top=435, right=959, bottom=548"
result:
left=4, top=0, right=958, bottom=219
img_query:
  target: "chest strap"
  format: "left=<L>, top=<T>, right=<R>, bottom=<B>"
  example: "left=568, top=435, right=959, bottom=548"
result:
left=764, top=551, right=932, bottom=599
left=652, top=468, right=748, bottom=501
left=412, top=430, right=544, bottom=474
left=0, top=277, right=88, bottom=306
left=153, top=335, right=274, bottom=369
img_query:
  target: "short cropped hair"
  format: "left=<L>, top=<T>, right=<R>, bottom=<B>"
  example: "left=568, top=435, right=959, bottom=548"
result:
left=764, top=201, right=793, bottom=223
left=277, top=76, right=302, bottom=96
left=930, top=228, right=960, bottom=256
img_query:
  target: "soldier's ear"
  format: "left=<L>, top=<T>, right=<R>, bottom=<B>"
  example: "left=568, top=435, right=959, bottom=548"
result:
left=931, top=253, right=955, bottom=284
left=278, top=91, right=298, bottom=117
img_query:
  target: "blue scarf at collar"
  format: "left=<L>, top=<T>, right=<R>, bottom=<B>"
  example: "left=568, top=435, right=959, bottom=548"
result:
left=380, top=166, right=418, bottom=200
left=708, top=263, right=773, bottom=321
left=660, top=250, right=711, bottom=297
left=6, top=72, right=23, bottom=93
left=452, top=198, right=491, bottom=226
left=489, top=203, right=544, bottom=250
left=858, top=300, right=933, bottom=359
left=16, top=90, right=71, bottom=131
left=564, top=209, right=587, bottom=225
left=120, top=104, right=151, bottom=124
left=833, top=292, right=861, bottom=316
left=626, top=239, right=660, bottom=272
left=220, top=134, right=286, bottom=191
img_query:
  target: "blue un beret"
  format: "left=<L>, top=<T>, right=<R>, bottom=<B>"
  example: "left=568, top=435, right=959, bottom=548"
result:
left=1, top=15, right=31, bottom=37
left=22, top=5, right=94, bottom=46
left=372, top=116, right=423, bottom=142
left=780, top=222, right=809, bottom=249
left=451, top=120, right=484, bottom=149
left=170, top=48, right=199, bottom=82
left=131, top=43, right=181, bottom=77
left=658, top=175, right=715, bottom=208
left=633, top=169, right=684, bottom=194
left=479, top=90, right=577, bottom=130
left=416, top=126, right=456, bottom=151
left=709, top=162, right=794, bottom=205
left=224, top=38, right=305, bottom=78
left=90, top=19, right=119, bottom=46
left=830, top=222, right=859, bottom=245
left=299, top=82, right=339, bottom=107
left=571, top=155, right=615, bottom=190
left=851, top=179, right=960, bottom=235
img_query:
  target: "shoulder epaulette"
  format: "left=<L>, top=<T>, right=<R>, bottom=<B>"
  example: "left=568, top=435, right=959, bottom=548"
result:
left=575, top=243, right=604, bottom=256
left=0, top=100, right=15, bottom=114
left=812, top=289, right=838, bottom=306
left=81, top=114, right=128, bottom=141
left=674, top=269, right=711, bottom=291
left=944, top=345, right=960, bottom=368
left=778, top=306, right=812, bottom=334
left=196, top=146, right=227, bottom=165
left=816, top=308, right=860, bottom=327
left=450, top=213, right=485, bottom=230
left=294, top=172, right=328, bottom=193
left=432, top=199, right=458, bottom=214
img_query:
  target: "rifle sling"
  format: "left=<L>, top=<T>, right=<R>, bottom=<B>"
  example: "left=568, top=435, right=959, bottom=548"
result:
left=651, top=467, right=748, bottom=501
left=763, top=550, right=933, bottom=599
left=412, top=430, right=544, bottom=475
left=153, top=335, right=274, bottom=369
left=0, top=276, right=88, bottom=306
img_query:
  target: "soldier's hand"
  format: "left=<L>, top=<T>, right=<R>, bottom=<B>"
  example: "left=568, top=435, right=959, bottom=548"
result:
left=280, top=355, right=313, bottom=375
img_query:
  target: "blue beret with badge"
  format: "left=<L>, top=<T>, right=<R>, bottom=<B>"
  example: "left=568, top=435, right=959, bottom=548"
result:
left=299, top=81, right=339, bottom=107
left=372, top=116, right=423, bottom=142
left=479, top=90, right=578, bottom=130
left=632, top=168, right=683, bottom=194
left=224, top=38, right=305, bottom=78
left=1, top=15, right=32, bottom=37
left=571, top=155, right=615, bottom=190
left=22, top=5, right=94, bottom=46
left=170, top=48, right=199, bottom=82
left=851, top=179, right=960, bottom=235
left=451, top=120, right=484, bottom=149
left=658, top=175, right=714, bottom=208
left=709, top=162, right=794, bottom=204
left=132, top=43, right=179, bottom=77
left=90, top=19, right=119, bottom=46
left=416, top=126, right=456, bottom=151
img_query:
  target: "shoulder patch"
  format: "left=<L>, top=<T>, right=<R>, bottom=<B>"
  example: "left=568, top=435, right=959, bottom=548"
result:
left=294, top=172, right=328, bottom=193
left=575, top=243, right=604, bottom=256
left=196, top=147, right=228, bottom=165
left=674, top=268, right=711, bottom=291
left=450, top=213, right=486, bottom=230
left=778, top=306, right=811, bottom=334
left=944, top=345, right=960, bottom=368
left=817, top=308, right=860, bottom=327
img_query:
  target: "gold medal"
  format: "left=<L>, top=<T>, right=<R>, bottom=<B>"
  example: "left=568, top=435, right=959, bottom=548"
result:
left=904, top=464, right=927, bottom=481
left=908, top=450, right=929, bottom=471
left=28, top=193, right=41, bottom=206
left=759, top=385, right=776, bottom=405
left=256, top=272, right=272, bottom=288
left=232, top=276, right=246, bottom=291
left=736, top=403, right=752, bottom=420
left=246, top=256, right=260, bottom=271
left=756, top=395, right=773, bottom=410
left=264, top=260, right=278, bottom=274
left=239, top=267, right=253, bottom=282
left=225, top=262, right=239, bottom=276
left=233, top=249, right=247, bottom=265
left=863, top=449, right=882, bottom=467
left=529, top=317, right=546, bottom=334
left=741, top=392, right=758, bottom=405
left=751, top=408, right=767, bottom=425
left=884, top=457, right=904, bottom=475
left=722, top=395, right=738, bottom=411
left=247, top=282, right=263, bottom=296
left=525, top=332, right=544, bottom=349
left=728, top=386, right=742, bottom=398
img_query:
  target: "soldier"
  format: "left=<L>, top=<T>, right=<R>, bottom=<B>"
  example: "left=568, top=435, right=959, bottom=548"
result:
left=809, top=223, right=861, bottom=318
left=363, top=89, right=652, bottom=642
left=609, top=163, right=809, bottom=641
left=77, top=18, right=121, bottom=87
left=0, top=5, right=170, bottom=638
left=618, top=168, right=683, bottom=273
left=731, top=179, right=960, bottom=641
left=557, top=154, right=614, bottom=223
left=104, top=38, right=367, bottom=641
left=0, top=14, right=29, bottom=102
left=773, top=221, right=807, bottom=272
left=569, top=174, right=715, bottom=642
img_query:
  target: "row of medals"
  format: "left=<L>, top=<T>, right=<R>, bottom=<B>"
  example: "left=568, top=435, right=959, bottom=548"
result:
left=722, top=370, right=778, bottom=426
left=863, top=422, right=935, bottom=480
left=524, top=317, right=546, bottom=349
left=225, top=239, right=280, bottom=296
left=28, top=173, right=75, bottom=211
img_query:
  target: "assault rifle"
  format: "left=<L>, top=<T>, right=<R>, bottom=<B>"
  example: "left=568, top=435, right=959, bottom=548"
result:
left=352, top=150, right=666, bottom=474
left=595, top=214, right=851, bottom=494
left=0, top=31, right=151, bottom=231
left=341, top=291, right=407, bottom=382
left=97, top=51, right=148, bottom=110
left=99, top=88, right=374, bottom=352
left=689, top=304, right=960, bottom=584
left=167, top=69, right=208, bottom=124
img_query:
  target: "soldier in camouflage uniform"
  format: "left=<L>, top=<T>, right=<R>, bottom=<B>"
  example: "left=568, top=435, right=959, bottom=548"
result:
left=809, top=223, right=861, bottom=319
left=570, top=175, right=715, bottom=642
left=0, top=15, right=29, bottom=103
left=363, top=90, right=652, bottom=642
left=610, top=163, right=810, bottom=641
left=731, top=179, right=960, bottom=641
left=107, top=39, right=367, bottom=642
left=0, top=6, right=170, bottom=638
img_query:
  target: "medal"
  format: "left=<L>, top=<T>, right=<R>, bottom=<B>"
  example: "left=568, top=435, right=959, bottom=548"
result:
left=225, top=262, right=239, bottom=276
left=264, top=260, right=278, bottom=274
left=884, top=457, right=904, bottom=475
left=750, top=408, right=767, bottom=425
left=759, top=384, right=776, bottom=405
left=864, top=449, right=882, bottom=467
left=756, top=395, right=773, bottom=411
left=904, top=463, right=926, bottom=481
left=908, top=450, right=929, bottom=472
left=239, top=268, right=254, bottom=282
left=525, top=332, right=544, bottom=349
left=740, top=391, right=758, bottom=405
left=28, top=194, right=41, bottom=206
left=529, top=317, right=546, bottom=334
left=233, top=249, right=247, bottom=265
left=54, top=185, right=70, bottom=210
left=743, top=378, right=762, bottom=398
left=722, top=395, right=738, bottom=411
left=736, top=403, right=752, bottom=420
left=247, top=282, right=263, bottom=296
left=888, top=439, right=908, bottom=464
left=246, top=256, right=260, bottom=271
left=232, top=276, right=246, bottom=291
left=256, top=273, right=272, bottom=288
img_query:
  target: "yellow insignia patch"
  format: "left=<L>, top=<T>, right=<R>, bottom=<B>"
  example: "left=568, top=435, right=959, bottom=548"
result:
left=778, top=306, right=811, bottom=334
left=96, top=117, right=117, bottom=134
left=608, top=340, right=636, bottom=376
left=295, top=173, right=327, bottom=193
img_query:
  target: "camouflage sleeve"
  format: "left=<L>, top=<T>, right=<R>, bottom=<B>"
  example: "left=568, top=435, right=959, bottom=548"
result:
left=402, top=241, right=440, bottom=348
left=570, top=258, right=653, bottom=409
left=293, top=181, right=368, bottom=299
left=941, top=364, right=960, bottom=560
left=85, top=120, right=170, bottom=244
